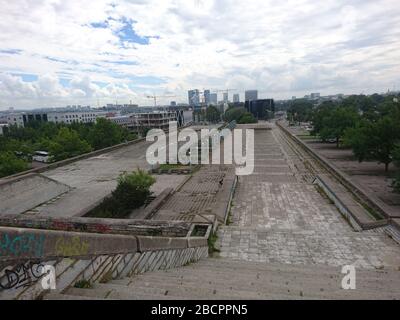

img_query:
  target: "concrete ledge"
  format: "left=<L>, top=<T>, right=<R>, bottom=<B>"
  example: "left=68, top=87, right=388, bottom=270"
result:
left=137, top=236, right=188, bottom=252
left=213, top=173, right=238, bottom=224
left=0, top=227, right=138, bottom=263
left=314, top=175, right=388, bottom=230
left=0, top=214, right=192, bottom=237
left=392, top=218, right=400, bottom=229
left=187, top=237, right=208, bottom=248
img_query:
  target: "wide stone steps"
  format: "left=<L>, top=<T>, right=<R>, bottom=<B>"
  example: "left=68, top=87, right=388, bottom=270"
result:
left=53, top=258, right=400, bottom=300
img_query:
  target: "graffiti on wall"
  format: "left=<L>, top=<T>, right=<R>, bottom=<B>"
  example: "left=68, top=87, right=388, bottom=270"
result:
left=55, top=236, right=89, bottom=256
left=0, top=261, right=45, bottom=289
left=0, top=233, right=45, bottom=258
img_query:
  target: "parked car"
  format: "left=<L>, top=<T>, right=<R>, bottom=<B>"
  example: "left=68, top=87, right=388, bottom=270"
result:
left=32, top=151, right=50, bottom=163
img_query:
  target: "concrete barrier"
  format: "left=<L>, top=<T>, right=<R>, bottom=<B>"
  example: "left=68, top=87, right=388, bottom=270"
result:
left=0, top=224, right=209, bottom=300
left=313, top=175, right=388, bottom=230
left=0, top=214, right=194, bottom=237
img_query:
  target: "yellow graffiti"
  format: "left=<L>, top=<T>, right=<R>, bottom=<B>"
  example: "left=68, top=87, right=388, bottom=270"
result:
left=55, top=236, right=89, bottom=257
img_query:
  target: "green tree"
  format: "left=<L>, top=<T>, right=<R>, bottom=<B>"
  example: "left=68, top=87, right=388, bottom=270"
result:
left=287, top=99, right=313, bottom=123
left=205, top=106, right=221, bottom=123
left=344, top=116, right=400, bottom=172
left=317, top=107, right=359, bottom=147
left=224, top=107, right=247, bottom=122
left=0, top=151, right=29, bottom=178
left=237, top=112, right=257, bottom=124
left=49, top=127, right=92, bottom=162
left=87, top=118, right=123, bottom=150
left=112, top=169, right=156, bottom=211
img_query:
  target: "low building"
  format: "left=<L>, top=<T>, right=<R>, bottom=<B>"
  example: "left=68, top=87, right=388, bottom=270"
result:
left=108, top=110, right=186, bottom=134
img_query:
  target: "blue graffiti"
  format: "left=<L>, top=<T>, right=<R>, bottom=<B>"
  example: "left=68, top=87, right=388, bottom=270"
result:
left=0, top=233, right=45, bottom=258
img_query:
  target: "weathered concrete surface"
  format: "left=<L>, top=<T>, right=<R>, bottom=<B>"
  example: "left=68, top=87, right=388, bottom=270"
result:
left=218, top=125, right=400, bottom=270
left=153, top=165, right=236, bottom=223
left=0, top=174, right=71, bottom=215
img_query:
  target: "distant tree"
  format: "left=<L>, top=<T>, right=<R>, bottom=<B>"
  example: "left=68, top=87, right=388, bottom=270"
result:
left=0, top=151, right=29, bottom=178
left=224, top=107, right=247, bottom=123
left=287, top=99, right=313, bottom=123
left=205, top=106, right=221, bottom=123
left=237, top=112, right=257, bottom=124
left=344, top=116, right=400, bottom=172
left=316, top=107, right=359, bottom=147
left=87, top=118, right=123, bottom=150
left=311, top=101, right=336, bottom=135
left=48, top=127, right=92, bottom=162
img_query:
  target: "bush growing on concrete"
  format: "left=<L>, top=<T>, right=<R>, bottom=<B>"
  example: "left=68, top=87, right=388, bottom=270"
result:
left=112, top=169, right=156, bottom=210
left=87, top=169, right=156, bottom=218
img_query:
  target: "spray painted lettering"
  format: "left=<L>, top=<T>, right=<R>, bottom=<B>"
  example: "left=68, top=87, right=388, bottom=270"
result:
left=0, top=233, right=45, bottom=258
left=0, top=261, right=45, bottom=289
left=54, top=236, right=89, bottom=256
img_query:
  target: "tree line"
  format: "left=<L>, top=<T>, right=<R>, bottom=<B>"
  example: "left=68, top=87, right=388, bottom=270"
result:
left=286, top=94, right=400, bottom=192
left=0, top=118, right=137, bottom=178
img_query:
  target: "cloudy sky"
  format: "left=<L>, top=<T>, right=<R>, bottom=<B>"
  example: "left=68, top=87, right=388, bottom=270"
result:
left=0, top=0, right=399, bottom=110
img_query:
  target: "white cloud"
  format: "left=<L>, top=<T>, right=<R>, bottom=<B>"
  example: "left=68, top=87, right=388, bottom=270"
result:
left=0, top=0, right=400, bottom=109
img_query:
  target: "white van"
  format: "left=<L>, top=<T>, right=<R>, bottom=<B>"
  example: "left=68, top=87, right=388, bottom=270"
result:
left=32, top=151, right=50, bottom=163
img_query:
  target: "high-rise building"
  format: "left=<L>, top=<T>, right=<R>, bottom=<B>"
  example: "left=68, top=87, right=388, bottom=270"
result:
left=188, top=90, right=200, bottom=107
left=233, top=94, right=240, bottom=103
left=204, top=90, right=211, bottom=105
left=210, top=93, right=218, bottom=105
left=245, top=90, right=258, bottom=101
left=223, top=92, right=228, bottom=103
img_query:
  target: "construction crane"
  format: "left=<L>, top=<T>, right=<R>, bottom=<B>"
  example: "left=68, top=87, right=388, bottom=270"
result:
left=146, top=94, right=177, bottom=107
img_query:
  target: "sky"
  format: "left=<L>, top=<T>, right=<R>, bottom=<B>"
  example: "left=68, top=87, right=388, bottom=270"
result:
left=0, top=0, right=400, bottom=110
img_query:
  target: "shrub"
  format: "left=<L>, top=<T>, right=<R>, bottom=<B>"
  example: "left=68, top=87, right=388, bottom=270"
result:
left=112, top=169, right=156, bottom=210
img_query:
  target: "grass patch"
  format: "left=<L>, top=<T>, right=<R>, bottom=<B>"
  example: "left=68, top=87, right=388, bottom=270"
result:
left=208, top=231, right=220, bottom=254
left=159, top=163, right=190, bottom=170
left=100, top=271, right=113, bottom=284
left=74, top=279, right=92, bottom=289
left=360, top=202, right=383, bottom=221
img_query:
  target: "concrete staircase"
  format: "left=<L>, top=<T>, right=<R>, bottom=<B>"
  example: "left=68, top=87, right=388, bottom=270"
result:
left=45, top=257, right=400, bottom=300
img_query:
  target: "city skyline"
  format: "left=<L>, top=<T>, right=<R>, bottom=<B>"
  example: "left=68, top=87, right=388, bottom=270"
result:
left=1, top=0, right=400, bottom=110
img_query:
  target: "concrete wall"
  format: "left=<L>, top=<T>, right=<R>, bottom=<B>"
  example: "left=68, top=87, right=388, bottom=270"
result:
left=0, top=226, right=209, bottom=300
left=0, top=214, right=193, bottom=237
